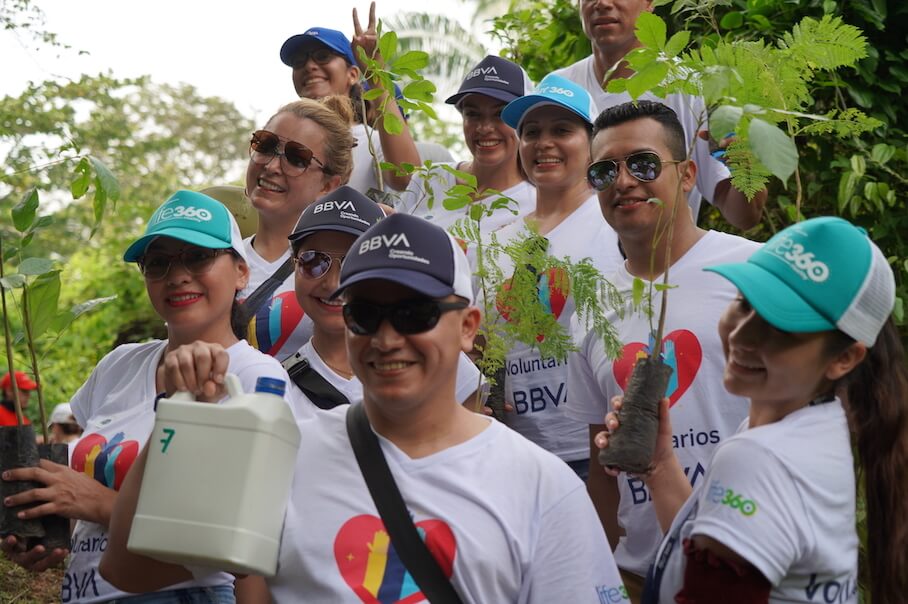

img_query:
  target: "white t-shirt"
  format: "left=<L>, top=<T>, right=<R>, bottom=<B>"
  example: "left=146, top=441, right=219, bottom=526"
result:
left=652, top=401, right=857, bottom=603
left=67, top=340, right=289, bottom=603
left=350, top=123, right=384, bottom=197
left=564, top=230, right=758, bottom=576
left=495, top=196, right=624, bottom=461
left=287, top=338, right=486, bottom=412
left=268, top=406, right=626, bottom=603
left=239, top=236, right=314, bottom=362
left=396, top=163, right=535, bottom=234
left=554, top=56, right=730, bottom=221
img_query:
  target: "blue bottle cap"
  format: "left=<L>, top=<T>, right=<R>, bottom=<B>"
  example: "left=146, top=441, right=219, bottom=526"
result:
left=255, top=377, right=286, bottom=397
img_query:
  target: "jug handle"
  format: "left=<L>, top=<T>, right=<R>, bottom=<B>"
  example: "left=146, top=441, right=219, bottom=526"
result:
left=225, top=373, right=243, bottom=398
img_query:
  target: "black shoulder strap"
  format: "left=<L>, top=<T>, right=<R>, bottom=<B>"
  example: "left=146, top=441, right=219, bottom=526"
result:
left=237, top=257, right=294, bottom=325
left=284, top=354, right=350, bottom=409
left=345, top=403, right=464, bottom=604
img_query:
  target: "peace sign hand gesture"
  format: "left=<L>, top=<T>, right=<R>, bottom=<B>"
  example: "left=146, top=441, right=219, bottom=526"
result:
left=352, top=1, right=381, bottom=72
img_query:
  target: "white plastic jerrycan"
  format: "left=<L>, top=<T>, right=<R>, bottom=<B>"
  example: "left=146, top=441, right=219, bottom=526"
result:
left=128, top=375, right=301, bottom=576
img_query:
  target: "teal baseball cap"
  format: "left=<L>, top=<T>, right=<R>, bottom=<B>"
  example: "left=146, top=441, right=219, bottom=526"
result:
left=123, top=190, right=247, bottom=263
left=501, top=73, right=598, bottom=131
left=705, top=217, right=895, bottom=346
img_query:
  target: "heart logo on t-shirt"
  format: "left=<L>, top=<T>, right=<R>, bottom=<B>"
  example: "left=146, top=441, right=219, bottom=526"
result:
left=334, top=514, right=457, bottom=604
left=246, top=291, right=305, bottom=357
left=612, top=329, right=703, bottom=406
left=71, top=432, right=140, bottom=491
left=497, top=267, right=569, bottom=341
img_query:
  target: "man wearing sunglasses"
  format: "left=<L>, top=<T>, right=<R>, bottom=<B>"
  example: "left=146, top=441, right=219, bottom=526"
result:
left=103, top=213, right=625, bottom=601
left=553, top=0, right=767, bottom=231
left=563, top=100, right=759, bottom=603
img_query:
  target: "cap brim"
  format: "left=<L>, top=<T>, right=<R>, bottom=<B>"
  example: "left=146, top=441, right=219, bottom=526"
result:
left=446, top=88, right=522, bottom=106
left=705, top=262, right=836, bottom=333
left=288, top=224, right=370, bottom=243
left=123, top=228, right=233, bottom=262
left=280, top=35, right=350, bottom=66
left=330, top=268, right=455, bottom=300
left=501, top=96, right=590, bottom=129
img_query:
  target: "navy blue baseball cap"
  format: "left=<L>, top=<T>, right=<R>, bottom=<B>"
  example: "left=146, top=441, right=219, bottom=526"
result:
left=331, top=213, right=474, bottom=300
left=445, top=55, right=533, bottom=107
left=288, top=186, right=385, bottom=244
left=280, top=28, right=356, bottom=67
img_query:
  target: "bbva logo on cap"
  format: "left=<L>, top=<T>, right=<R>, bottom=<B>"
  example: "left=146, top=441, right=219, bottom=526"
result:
left=313, top=200, right=356, bottom=214
left=765, top=234, right=830, bottom=283
left=359, top=232, right=411, bottom=254
left=150, top=205, right=214, bottom=226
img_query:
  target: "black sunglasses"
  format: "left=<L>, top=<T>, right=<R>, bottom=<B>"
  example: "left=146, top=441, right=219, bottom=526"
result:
left=292, top=47, right=347, bottom=67
left=586, top=151, right=682, bottom=191
left=249, top=130, right=327, bottom=176
left=138, top=248, right=231, bottom=281
left=342, top=299, right=469, bottom=336
left=294, top=250, right=344, bottom=280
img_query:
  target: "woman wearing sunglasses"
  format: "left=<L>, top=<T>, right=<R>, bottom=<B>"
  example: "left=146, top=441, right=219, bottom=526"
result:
left=242, top=96, right=356, bottom=362
left=595, top=217, right=908, bottom=604
left=397, top=55, right=535, bottom=233
left=282, top=186, right=483, bottom=410
left=0, top=190, right=290, bottom=603
left=279, top=2, right=420, bottom=196
left=483, top=74, right=623, bottom=477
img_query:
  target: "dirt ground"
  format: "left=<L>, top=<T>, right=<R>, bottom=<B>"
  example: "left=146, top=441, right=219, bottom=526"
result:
left=0, top=556, right=63, bottom=603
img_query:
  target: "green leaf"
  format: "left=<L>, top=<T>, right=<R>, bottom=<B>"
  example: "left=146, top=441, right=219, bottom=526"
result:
left=837, top=172, right=858, bottom=213
left=378, top=31, right=398, bottom=62
left=632, top=277, right=645, bottom=307
left=870, top=144, right=895, bottom=165
left=393, top=50, right=429, bottom=72
left=626, top=61, right=669, bottom=99
left=635, top=12, right=667, bottom=50
left=49, top=295, right=118, bottom=335
left=822, top=0, right=837, bottom=14
left=447, top=184, right=474, bottom=197
left=18, top=257, right=55, bottom=276
left=88, top=155, right=121, bottom=203
left=709, top=106, right=743, bottom=142
left=748, top=118, right=798, bottom=183
left=362, top=87, right=384, bottom=101
left=443, top=195, right=471, bottom=211
left=415, top=100, right=438, bottom=121
left=440, top=164, right=478, bottom=188
left=0, top=275, right=27, bottom=290
left=382, top=112, right=404, bottom=136
left=24, top=271, right=61, bottom=340
left=720, top=11, right=744, bottom=30
left=663, top=31, right=690, bottom=57
left=402, top=80, right=436, bottom=103
left=12, top=188, right=39, bottom=232
left=893, top=297, right=904, bottom=323
left=850, top=154, right=866, bottom=178
left=469, top=203, right=485, bottom=222
left=71, top=157, right=91, bottom=199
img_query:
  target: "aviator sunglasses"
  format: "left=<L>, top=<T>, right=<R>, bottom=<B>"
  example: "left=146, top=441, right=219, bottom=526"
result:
left=294, top=250, right=345, bottom=280
left=342, top=299, right=469, bottom=336
left=138, top=248, right=232, bottom=281
left=249, top=129, right=327, bottom=177
left=586, top=151, right=683, bottom=191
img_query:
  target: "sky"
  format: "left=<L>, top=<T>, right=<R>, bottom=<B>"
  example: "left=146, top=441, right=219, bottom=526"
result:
left=1, top=0, right=488, bottom=125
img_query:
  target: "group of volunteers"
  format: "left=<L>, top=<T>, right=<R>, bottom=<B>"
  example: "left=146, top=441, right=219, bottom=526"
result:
left=2, top=1, right=907, bottom=603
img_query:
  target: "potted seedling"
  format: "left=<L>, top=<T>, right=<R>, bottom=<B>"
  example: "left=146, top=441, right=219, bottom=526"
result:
left=597, top=11, right=877, bottom=473
left=0, top=163, right=119, bottom=547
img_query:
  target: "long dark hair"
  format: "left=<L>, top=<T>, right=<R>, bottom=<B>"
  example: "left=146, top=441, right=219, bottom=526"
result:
left=833, top=318, right=908, bottom=603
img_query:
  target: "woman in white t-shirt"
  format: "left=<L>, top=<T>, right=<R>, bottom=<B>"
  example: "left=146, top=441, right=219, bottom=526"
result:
left=396, top=55, right=535, bottom=234
left=0, top=190, right=290, bottom=603
left=597, top=217, right=908, bottom=604
left=278, top=3, right=420, bottom=197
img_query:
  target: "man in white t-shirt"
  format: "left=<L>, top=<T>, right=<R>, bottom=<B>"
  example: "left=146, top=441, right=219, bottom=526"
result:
left=563, top=100, right=757, bottom=602
left=553, top=0, right=766, bottom=230
left=102, top=213, right=625, bottom=603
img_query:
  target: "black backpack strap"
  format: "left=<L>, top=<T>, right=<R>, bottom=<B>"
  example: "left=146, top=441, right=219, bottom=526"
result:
left=237, top=256, right=295, bottom=325
left=345, top=403, right=464, bottom=604
left=282, top=353, right=350, bottom=410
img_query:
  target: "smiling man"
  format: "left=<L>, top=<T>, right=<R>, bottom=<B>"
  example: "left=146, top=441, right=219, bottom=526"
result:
left=554, top=0, right=767, bottom=230
left=102, top=213, right=625, bottom=603
left=563, top=100, right=758, bottom=602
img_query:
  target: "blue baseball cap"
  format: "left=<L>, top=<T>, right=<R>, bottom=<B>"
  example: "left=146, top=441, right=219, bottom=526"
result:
left=123, top=190, right=246, bottom=263
left=280, top=27, right=356, bottom=67
left=288, top=185, right=385, bottom=244
left=705, top=217, right=895, bottom=346
left=331, top=213, right=473, bottom=301
left=502, top=73, right=598, bottom=131
left=445, top=55, right=533, bottom=106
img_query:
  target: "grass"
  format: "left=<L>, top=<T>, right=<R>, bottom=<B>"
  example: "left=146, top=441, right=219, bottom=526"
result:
left=0, top=554, right=63, bottom=603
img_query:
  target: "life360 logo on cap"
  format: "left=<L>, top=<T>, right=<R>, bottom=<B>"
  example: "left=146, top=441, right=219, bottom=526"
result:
left=766, top=235, right=830, bottom=283
left=151, top=205, right=213, bottom=225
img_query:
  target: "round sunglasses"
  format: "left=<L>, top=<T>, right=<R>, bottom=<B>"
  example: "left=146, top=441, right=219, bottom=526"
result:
left=342, top=299, right=469, bottom=336
left=294, top=250, right=345, bottom=280
left=291, top=47, right=348, bottom=67
left=586, top=151, right=683, bottom=191
left=249, top=130, right=327, bottom=177
left=138, top=248, right=232, bottom=281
